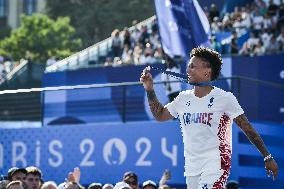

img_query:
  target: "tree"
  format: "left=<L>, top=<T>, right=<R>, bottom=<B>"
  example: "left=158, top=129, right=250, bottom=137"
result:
left=0, top=14, right=82, bottom=63
left=46, top=0, right=155, bottom=47
left=0, top=26, right=11, bottom=40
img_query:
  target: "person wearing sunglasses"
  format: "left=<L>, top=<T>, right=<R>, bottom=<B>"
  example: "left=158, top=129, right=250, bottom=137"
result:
left=123, top=172, right=138, bottom=189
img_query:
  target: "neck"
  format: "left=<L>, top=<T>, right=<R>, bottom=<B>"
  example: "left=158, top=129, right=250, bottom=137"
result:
left=194, top=85, right=213, bottom=98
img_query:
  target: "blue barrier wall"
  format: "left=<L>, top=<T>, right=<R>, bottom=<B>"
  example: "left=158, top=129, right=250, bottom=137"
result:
left=0, top=121, right=283, bottom=188
left=43, top=54, right=284, bottom=124
left=232, top=54, right=284, bottom=123
left=42, top=64, right=164, bottom=125
left=0, top=121, right=184, bottom=185
left=42, top=62, right=232, bottom=125
left=231, top=121, right=284, bottom=189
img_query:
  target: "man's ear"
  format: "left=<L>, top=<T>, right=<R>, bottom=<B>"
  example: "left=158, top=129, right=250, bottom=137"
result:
left=205, top=68, right=212, bottom=78
left=205, top=68, right=211, bottom=77
left=208, top=70, right=212, bottom=76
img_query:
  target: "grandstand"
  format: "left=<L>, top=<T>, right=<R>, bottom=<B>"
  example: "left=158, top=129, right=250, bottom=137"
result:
left=0, top=1, right=284, bottom=189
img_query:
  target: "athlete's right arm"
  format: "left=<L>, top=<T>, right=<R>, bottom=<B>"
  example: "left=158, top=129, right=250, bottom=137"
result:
left=140, top=67, right=173, bottom=121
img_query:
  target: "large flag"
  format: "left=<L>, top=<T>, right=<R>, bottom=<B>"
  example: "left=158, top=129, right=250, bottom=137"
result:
left=154, top=0, right=210, bottom=58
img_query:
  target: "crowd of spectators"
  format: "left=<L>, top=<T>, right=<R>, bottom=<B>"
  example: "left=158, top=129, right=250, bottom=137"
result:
left=104, top=0, right=284, bottom=67
left=105, top=18, right=163, bottom=67
left=3, top=1, right=284, bottom=72
left=0, top=166, right=239, bottom=189
left=0, top=167, right=173, bottom=189
left=207, top=0, right=284, bottom=56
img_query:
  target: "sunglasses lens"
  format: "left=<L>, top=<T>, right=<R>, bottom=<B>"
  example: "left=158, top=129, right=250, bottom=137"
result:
left=126, top=180, right=137, bottom=185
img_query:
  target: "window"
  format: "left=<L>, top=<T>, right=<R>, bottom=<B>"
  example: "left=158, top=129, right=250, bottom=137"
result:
left=23, top=0, right=37, bottom=15
left=0, top=0, right=7, bottom=17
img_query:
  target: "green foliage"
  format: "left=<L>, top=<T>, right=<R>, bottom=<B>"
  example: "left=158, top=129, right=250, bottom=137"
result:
left=0, top=14, right=82, bottom=62
left=0, top=25, right=11, bottom=40
left=46, top=0, right=155, bottom=47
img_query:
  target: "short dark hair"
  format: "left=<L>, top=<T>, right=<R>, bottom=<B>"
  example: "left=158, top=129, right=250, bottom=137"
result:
left=190, top=46, right=222, bottom=80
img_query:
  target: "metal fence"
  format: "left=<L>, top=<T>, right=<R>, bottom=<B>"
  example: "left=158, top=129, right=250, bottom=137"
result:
left=0, top=76, right=283, bottom=125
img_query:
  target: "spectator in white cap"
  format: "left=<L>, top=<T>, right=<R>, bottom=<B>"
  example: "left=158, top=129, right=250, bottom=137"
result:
left=113, top=182, right=131, bottom=189
left=88, top=183, right=102, bottom=189
left=142, top=180, right=157, bottom=189
left=102, top=184, right=114, bottom=189
left=123, top=171, right=138, bottom=189
left=41, top=181, right=57, bottom=189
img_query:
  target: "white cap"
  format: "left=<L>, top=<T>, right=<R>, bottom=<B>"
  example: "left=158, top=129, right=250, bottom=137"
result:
left=102, top=184, right=114, bottom=189
left=113, top=182, right=132, bottom=189
left=142, top=180, right=157, bottom=189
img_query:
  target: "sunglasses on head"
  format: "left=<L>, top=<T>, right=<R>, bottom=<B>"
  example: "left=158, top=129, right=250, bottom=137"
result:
left=125, top=180, right=137, bottom=185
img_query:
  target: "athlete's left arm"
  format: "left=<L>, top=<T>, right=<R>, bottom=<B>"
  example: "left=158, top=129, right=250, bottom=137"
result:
left=234, top=114, right=279, bottom=180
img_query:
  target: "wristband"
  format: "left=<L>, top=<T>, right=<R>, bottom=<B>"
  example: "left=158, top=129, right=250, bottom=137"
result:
left=264, top=154, right=273, bottom=162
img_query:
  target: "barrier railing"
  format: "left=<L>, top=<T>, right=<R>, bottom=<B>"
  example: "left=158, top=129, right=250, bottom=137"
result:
left=0, top=76, right=283, bottom=125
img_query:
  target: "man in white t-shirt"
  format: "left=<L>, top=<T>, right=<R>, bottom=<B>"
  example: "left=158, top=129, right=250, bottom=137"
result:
left=140, top=47, right=278, bottom=189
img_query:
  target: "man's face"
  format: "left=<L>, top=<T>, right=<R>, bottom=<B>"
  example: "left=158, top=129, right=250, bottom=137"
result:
left=186, top=56, right=211, bottom=83
left=124, top=177, right=138, bottom=189
left=25, top=174, right=41, bottom=189
left=11, top=172, right=26, bottom=182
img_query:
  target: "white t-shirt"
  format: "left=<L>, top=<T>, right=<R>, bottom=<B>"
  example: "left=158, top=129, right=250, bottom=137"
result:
left=252, top=15, right=264, bottom=30
left=165, top=87, right=244, bottom=176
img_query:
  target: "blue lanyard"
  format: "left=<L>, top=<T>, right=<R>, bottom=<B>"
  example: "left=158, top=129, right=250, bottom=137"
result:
left=149, top=66, right=213, bottom=86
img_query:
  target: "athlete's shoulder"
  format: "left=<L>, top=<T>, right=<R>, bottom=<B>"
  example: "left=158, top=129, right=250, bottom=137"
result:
left=213, top=86, right=231, bottom=95
left=180, top=89, right=194, bottom=95
left=213, top=86, right=237, bottom=99
left=174, top=89, right=194, bottom=99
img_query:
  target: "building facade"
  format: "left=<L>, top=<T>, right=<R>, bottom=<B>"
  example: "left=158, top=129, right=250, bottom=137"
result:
left=0, top=0, right=46, bottom=29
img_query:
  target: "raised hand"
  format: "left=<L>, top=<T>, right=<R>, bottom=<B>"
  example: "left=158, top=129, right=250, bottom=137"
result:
left=66, top=167, right=81, bottom=183
left=73, top=167, right=81, bottom=183
left=140, top=66, right=154, bottom=91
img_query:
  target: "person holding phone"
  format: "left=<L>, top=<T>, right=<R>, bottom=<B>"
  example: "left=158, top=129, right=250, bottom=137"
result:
left=140, top=47, right=278, bottom=189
